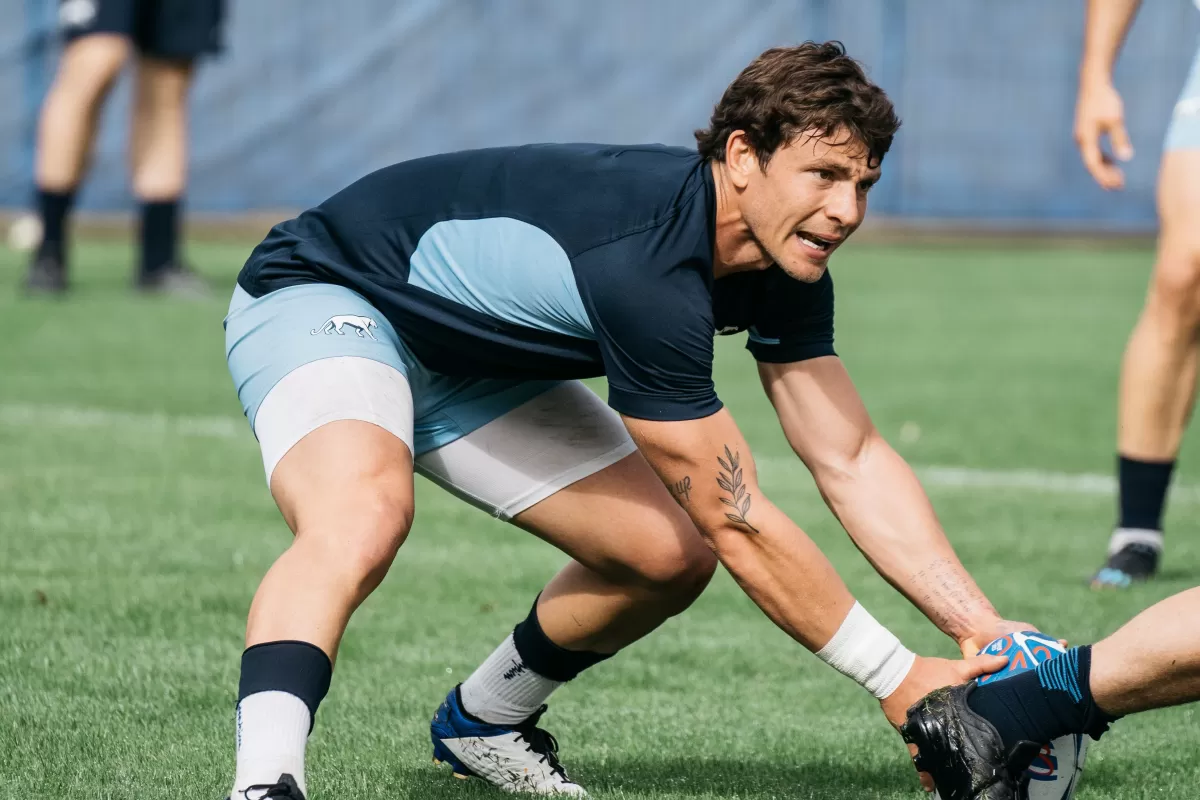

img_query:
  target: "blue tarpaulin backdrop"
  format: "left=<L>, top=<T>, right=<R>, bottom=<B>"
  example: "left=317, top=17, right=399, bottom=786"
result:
left=1, top=0, right=1197, bottom=226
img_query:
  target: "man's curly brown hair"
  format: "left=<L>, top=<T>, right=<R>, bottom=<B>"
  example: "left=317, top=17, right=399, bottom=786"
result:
left=695, top=41, right=900, bottom=169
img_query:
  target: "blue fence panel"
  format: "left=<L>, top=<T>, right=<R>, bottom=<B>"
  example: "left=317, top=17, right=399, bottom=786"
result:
left=0, top=0, right=1196, bottom=226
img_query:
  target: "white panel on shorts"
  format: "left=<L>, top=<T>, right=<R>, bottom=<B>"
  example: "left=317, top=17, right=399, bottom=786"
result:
left=415, top=381, right=637, bottom=520
left=254, top=356, right=415, bottom=484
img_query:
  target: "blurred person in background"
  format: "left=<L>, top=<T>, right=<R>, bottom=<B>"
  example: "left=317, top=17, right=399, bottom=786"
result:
left=23, top=0, right=225, bottom=296
left=1077, top=0, right=1200, bottom=588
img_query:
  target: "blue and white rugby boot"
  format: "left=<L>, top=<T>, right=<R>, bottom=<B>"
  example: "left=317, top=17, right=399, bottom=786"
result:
left=431, top=685, right=585, bottom=795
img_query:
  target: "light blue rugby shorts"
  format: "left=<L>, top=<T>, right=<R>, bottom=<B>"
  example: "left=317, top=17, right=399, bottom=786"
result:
left=223, top=283, right=560, bottom=457
left=1166, top=42, right=1200, bottom=151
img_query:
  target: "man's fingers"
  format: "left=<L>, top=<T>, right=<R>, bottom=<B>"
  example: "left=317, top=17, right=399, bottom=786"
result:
left=1076, top=130, right=1106, bottom=178
left=1109, top=122, right=1135, bottom=162
left=959, top=653, right=1008, bottom=680
left=1077, top=131, right=1114, bottom=188
left=907, top=742, right=935, bottom=792
left=1077, top=125, right=1126, bottom=190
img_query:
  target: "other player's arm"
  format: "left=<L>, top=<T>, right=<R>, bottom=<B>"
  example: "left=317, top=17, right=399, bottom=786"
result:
left=757, top=356, right=1027, bottom=655
left=621, top=408, right=1006, bottom=725
left=1076, top=0, right=1142, bottom=189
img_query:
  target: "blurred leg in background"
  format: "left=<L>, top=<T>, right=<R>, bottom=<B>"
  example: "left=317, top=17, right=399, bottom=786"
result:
left=25, top=0, right=132, bottom=293
left=128, top=0, right=225, bottom=295
left=24, top=0, right=224, bottom=296
left=7, top=0, right=57, bottom=255
left=1094, top=59, right=1200, bottom=588
left=129, top=53, right=207, bottom=294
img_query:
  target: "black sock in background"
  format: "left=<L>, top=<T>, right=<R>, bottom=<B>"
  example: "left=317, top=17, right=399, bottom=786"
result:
left=139, top=199, right=180, bottom=276
left=1117, top=455, right=1175, bottom=532
left=36, top=188, right=75, bottom=261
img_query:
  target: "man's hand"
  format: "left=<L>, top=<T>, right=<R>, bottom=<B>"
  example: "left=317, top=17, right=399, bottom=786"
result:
left=881, top=653, right=1009, bottom=792
left=958, top=619, right=1041, bottom=659
left=1075, top=79, right=1133, bottom=190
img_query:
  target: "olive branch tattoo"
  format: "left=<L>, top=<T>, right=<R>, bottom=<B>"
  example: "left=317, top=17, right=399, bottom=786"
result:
left=716, top=445, right=758, bottom=533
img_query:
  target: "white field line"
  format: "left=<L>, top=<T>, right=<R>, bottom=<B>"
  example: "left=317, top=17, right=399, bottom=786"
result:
left=0, top=403, right=244, bottom=440
left=3, top=403, right=1198, bottom=503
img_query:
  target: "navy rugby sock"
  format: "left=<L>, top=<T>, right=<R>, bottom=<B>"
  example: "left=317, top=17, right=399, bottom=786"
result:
left=460, top=598, right=613, bottom=725
left=139, top=199, right=179, bottom=276
left=511, top=597, right=614, bottom=682
left=238, top=640, right=332, bottom=721
left=36, top=188, right=74, bottom=261
left=233, top=640, right=332, bottom=795
left=966, top=646, right=1118, bottom=749
left=1117, top=455, right=1174, bottom=533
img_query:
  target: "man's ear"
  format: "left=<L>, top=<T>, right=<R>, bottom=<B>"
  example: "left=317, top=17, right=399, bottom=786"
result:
left=723, top=131, right=759, bottom=190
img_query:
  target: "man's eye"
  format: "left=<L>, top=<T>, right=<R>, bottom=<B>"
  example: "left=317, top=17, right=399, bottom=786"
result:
left=815, top=169, right=834, bottom=181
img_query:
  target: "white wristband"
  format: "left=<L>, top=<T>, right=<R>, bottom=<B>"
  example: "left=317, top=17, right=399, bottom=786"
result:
left=815, top=602, right=916, bottom=700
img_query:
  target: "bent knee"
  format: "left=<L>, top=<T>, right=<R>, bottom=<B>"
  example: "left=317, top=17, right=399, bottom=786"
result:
left=292, top=480, right=415, bottom=594
left=630, top=530, right=718, bottom=602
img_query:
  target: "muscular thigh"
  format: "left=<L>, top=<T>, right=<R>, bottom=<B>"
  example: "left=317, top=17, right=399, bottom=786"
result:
left=514, top=450, right=708, bottom=584
left=271, top=419, right=414, bottom=539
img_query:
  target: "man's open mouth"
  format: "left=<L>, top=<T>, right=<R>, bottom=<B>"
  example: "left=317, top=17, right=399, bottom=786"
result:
left=796, top=231, right=838, bottom=253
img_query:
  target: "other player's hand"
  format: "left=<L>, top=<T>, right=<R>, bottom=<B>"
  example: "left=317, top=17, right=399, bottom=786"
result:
left=1075, top=79, right=1133, bottom=190
left=880, top=653, right=1009, bottom=792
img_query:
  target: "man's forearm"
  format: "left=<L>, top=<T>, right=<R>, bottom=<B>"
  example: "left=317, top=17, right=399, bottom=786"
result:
left=1080, top=0, right=1141, bottom=82
left=624, top=410, right=922, bottom=699
left=812, top=434, right=999, bottom=644
left=700, top=483, right=916, bottom=698
left=705, top=492, right=856, bottom=652
left=625, top=411, right=877, bottom=651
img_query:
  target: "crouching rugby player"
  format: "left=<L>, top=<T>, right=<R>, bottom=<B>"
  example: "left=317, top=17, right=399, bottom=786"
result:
left=222, top=42, right=1021, bottom=799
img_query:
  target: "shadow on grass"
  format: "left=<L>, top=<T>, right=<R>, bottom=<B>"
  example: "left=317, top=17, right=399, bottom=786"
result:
left=391, top=754, right=916, bottom=799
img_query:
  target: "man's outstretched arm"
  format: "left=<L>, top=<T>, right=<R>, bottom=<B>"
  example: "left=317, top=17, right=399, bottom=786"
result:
left=757, top=356, right=1026, bottom=654
left=622, top=407, right=1006, bottom=722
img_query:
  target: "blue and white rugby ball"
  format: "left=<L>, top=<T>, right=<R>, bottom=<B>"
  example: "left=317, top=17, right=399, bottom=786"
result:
left=974, top=631, right=1088, bottom=800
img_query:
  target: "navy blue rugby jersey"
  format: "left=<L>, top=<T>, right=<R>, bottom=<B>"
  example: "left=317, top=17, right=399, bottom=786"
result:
left=238, top=144, right=835, bottom=421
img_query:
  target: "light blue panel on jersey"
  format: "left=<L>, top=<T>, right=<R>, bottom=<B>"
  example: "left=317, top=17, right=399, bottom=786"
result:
left=407, top=218, right=594, bottom=339
left=1166, top=43, right=1200, bottom=151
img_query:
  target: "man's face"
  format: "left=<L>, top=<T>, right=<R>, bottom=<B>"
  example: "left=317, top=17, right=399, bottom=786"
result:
left=728, top=129, right=880, bottom=282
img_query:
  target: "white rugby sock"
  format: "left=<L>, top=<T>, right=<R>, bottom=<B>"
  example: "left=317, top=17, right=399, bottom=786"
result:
left=232, top=691, right=311, bottom=798
left=460, top=633, right=562, bottom=725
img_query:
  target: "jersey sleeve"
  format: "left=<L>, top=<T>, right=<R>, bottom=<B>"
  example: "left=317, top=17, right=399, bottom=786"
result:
left=573, top=239, right=722, bottom=422
left=745, top=267, right=836, bottom=364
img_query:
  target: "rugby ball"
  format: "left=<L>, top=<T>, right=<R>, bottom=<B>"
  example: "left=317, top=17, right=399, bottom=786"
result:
left=963, top=632, right=1088, bottom=800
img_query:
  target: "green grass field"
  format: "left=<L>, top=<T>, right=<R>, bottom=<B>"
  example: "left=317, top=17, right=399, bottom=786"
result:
left=2, top=237, right=1199, bottom=799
